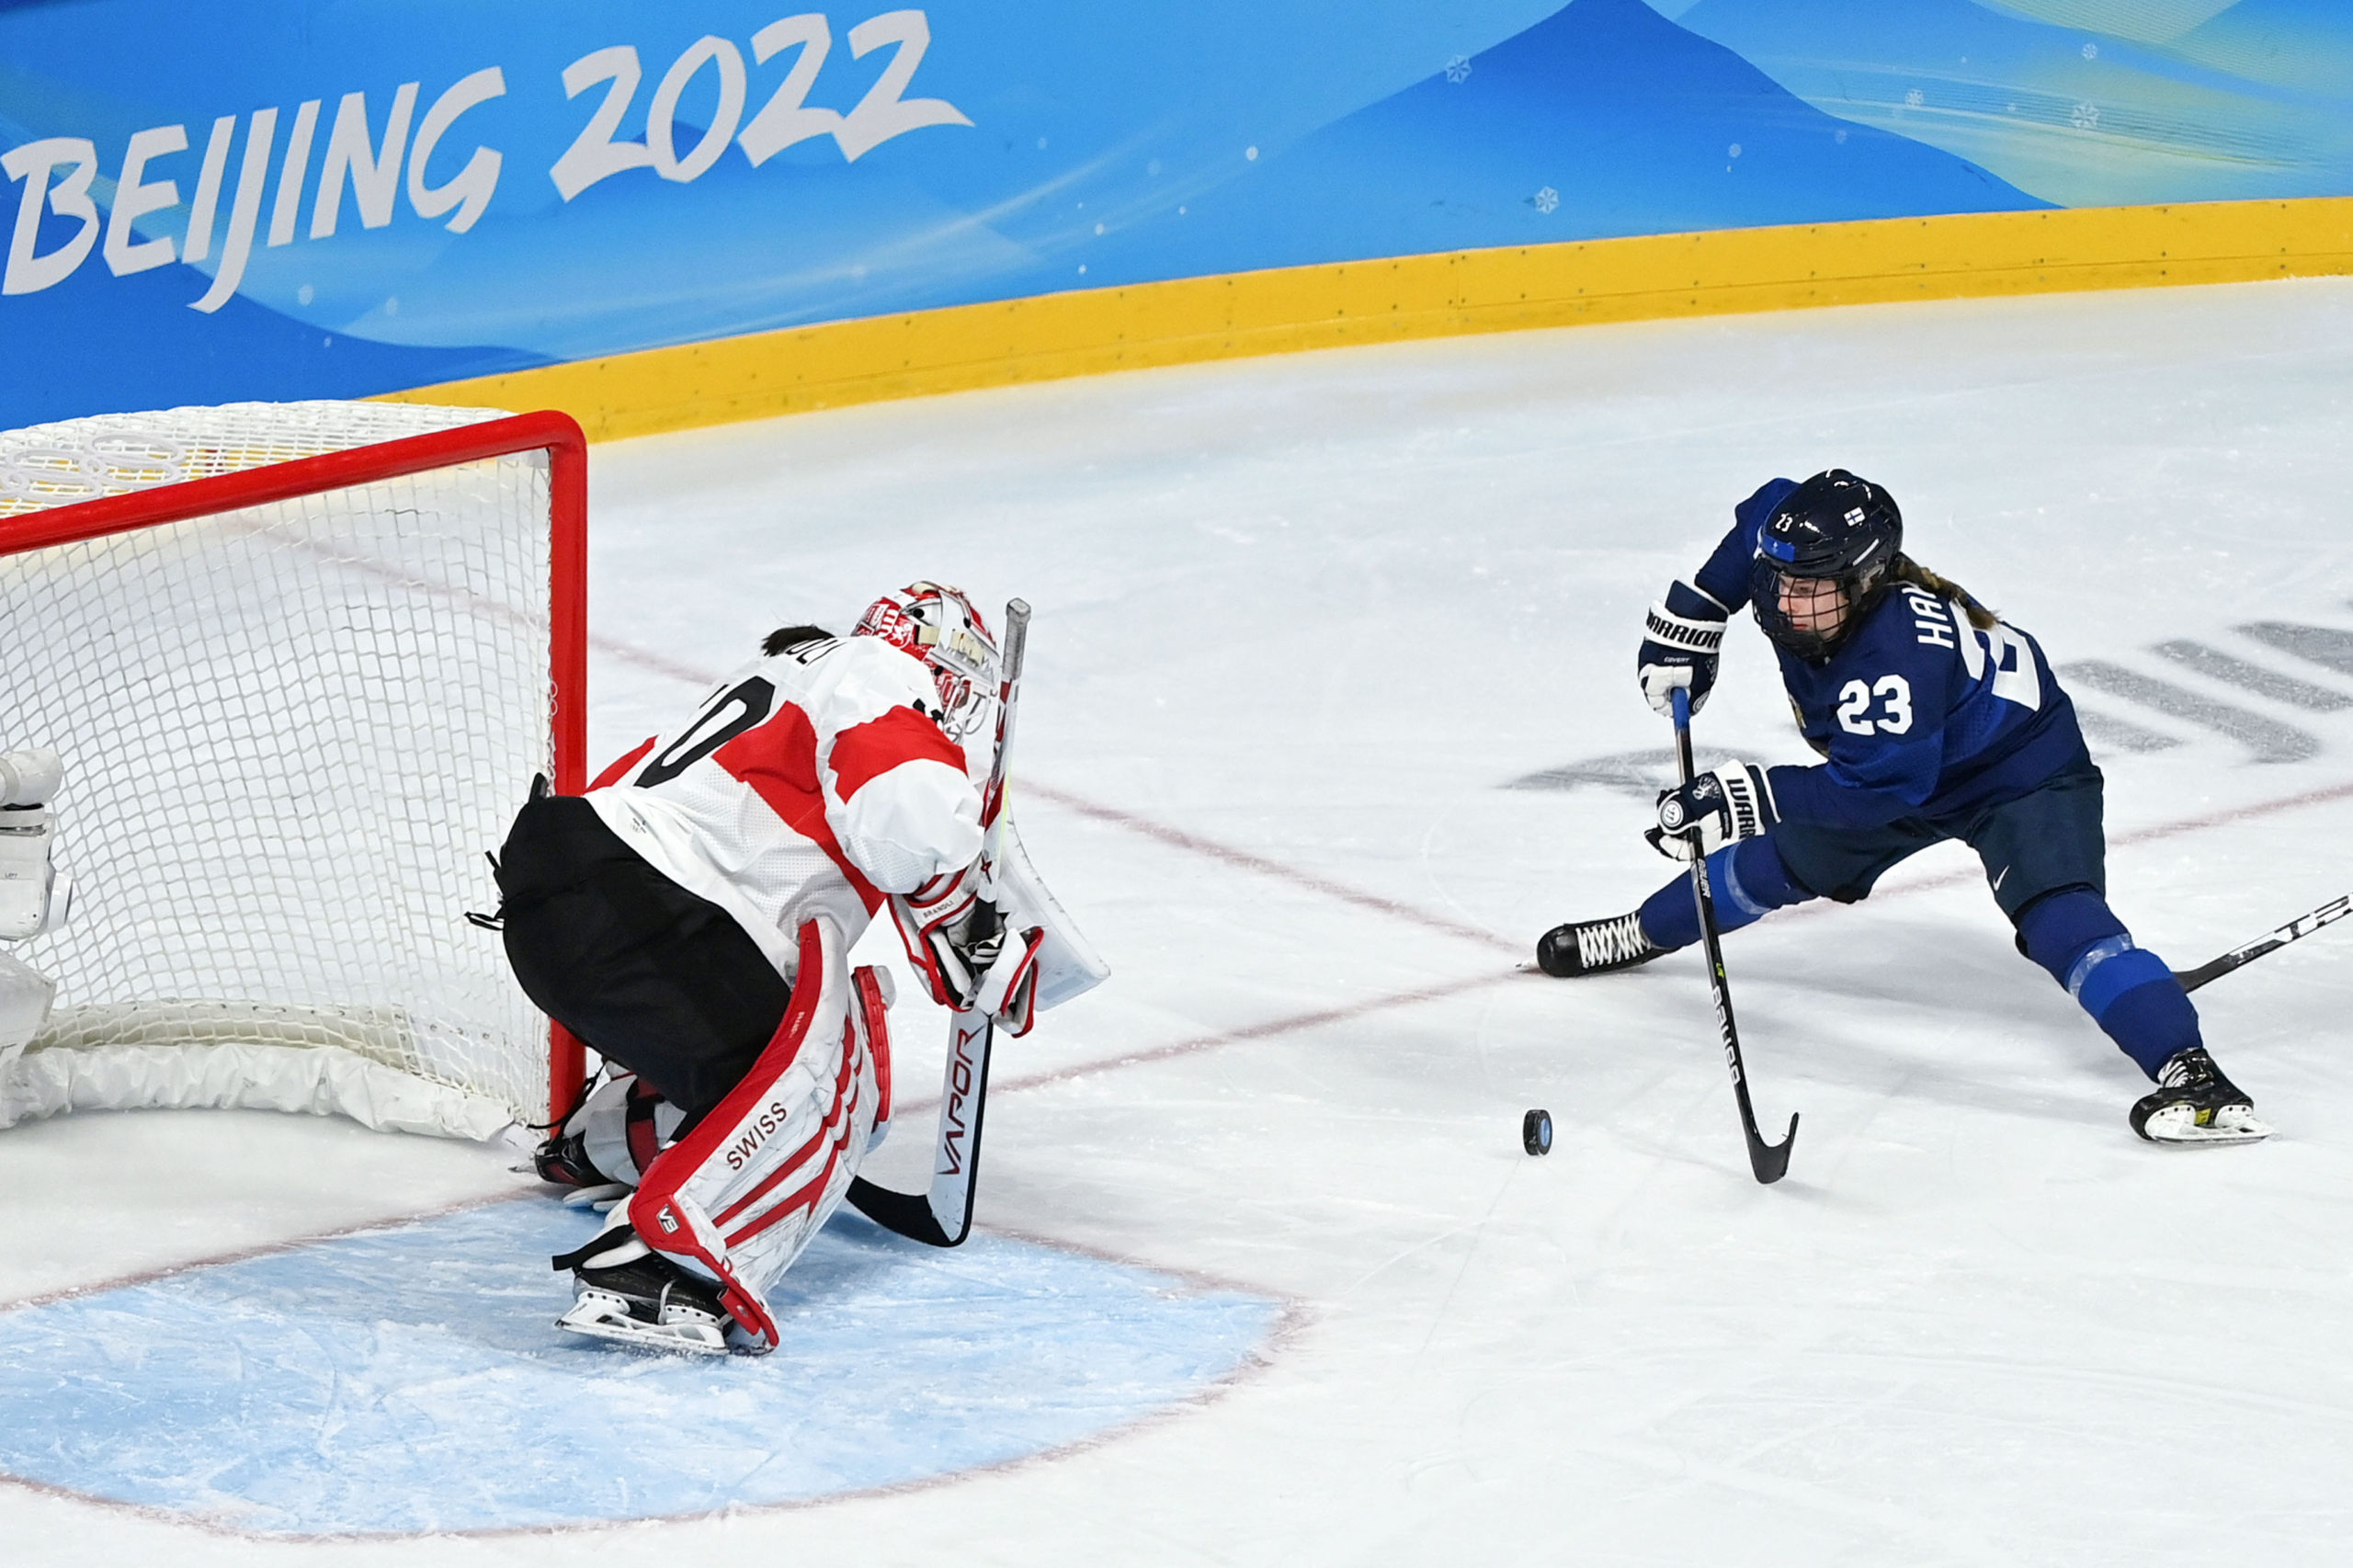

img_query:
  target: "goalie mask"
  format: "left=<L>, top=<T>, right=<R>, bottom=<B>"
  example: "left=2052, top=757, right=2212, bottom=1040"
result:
left=1748, top=469, right=1903, bottom=662
left=854, top=582, right=1001, bottom=742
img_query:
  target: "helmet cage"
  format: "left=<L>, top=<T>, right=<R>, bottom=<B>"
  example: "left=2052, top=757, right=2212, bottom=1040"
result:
left=1746, top=470, right=1902, bottom=661
left=853, top=582, right=1001, bottom=741
left=1749, top=556, right=1892, bottom=661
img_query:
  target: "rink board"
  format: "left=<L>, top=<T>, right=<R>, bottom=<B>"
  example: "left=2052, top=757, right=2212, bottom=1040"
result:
left=0, top=1199, right=1283, bottom=1537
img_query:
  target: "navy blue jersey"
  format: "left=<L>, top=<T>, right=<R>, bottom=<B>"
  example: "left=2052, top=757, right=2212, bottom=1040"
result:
left=1690, top=480, right=2090, bottom=829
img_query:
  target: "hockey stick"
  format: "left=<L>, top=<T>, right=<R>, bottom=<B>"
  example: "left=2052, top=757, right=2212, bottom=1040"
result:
left=847, top=597, right=1031, bottom=1247
left=2172, top=892, right=2351, bottom=994
left=1671, top=687, right=1798, bottom=1185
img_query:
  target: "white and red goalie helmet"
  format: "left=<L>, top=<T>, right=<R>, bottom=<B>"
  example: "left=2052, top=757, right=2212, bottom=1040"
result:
left=854, top=582, right=1001, bottom=743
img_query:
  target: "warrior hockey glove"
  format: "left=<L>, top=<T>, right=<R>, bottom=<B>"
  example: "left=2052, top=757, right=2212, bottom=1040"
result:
left=1647, top=763, right=1777, bottom=861
left=1637, top=581, right=1729, bottom=716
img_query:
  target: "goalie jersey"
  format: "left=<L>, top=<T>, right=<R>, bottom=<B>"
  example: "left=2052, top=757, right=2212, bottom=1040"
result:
left=585, top=633, right=983, bottom=984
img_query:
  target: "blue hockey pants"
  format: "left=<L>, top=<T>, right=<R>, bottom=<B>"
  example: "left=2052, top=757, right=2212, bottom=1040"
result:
left=1631, top=763, right=2198, bottom=1078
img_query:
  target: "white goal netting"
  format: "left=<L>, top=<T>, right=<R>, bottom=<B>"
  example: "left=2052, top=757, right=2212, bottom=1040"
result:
left=0, top=401, right=568, bottom=1139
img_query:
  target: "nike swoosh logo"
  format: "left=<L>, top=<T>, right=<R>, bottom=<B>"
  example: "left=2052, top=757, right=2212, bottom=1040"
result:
left=1993, top=867, right=2009, bottom=891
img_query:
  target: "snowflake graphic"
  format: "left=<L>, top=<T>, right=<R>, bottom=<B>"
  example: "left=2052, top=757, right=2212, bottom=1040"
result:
left=2071, top=101, right=2099, bottom=129
left=1532, top=186, right=1560, bottom=214
left=1904, top=88, right=1925, bottom=108
left=1444, top=54, right=1472, bottom=84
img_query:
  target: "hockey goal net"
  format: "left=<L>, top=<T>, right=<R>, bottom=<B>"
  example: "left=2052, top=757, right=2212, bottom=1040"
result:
left=0, top=402, right=586, bottom=1140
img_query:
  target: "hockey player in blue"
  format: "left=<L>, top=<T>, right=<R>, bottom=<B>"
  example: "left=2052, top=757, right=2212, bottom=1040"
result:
left=1538, top=470, right=2268, bottom=1146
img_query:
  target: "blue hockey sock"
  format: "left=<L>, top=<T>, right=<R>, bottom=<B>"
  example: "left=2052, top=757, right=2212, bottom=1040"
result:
left=2016, top=888, right=2201, bottom=1078
left=1637, top=836, right=1813, bottom=950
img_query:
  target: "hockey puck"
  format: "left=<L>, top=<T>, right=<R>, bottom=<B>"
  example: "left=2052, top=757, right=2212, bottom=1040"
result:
left=1522, top=1108, right=1552, bottom=1157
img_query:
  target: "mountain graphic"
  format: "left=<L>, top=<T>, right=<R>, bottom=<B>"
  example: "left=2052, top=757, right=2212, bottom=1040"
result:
left=1677, top=0, right=2353, bottom=206
left=1069, top=0, right=2043, bottom=289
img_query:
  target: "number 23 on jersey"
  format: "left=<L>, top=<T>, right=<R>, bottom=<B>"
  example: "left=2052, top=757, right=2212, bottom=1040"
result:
left=1836, top=675, right=1912, bottom=735
left=1837, top=597, right=2044, bottom=736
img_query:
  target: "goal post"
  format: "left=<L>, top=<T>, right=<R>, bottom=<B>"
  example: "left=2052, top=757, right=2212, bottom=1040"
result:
left=0, top=402, right=592, bottom=1140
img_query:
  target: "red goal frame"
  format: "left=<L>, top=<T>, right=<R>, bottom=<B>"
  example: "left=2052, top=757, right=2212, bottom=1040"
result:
left=0, top=409, right=593, bottom=1127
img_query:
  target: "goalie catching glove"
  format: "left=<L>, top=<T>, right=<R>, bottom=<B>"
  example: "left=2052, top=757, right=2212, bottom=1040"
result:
left=889, top=858, right=1045, bottom=1035
left=1648, top=763, right=1778, bottom=860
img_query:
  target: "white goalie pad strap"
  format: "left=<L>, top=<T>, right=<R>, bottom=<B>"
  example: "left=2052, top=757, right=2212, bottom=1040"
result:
left=568, top=1070, right=689, bottom=1187
left=629, top=915, right=879, bottom=1352
left=983, top=813, right=1109, bottom=1013
left=1643, top=600, right=1725, bottom=653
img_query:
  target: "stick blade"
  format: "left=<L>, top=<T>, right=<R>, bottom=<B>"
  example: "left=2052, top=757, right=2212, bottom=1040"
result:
left=846, top=1176, right=964, bottom=1247
left=1746, top=1112, right=1799, bottom=1185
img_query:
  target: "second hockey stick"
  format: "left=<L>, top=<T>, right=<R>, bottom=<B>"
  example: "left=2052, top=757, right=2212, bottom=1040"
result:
left=1672, top=687, right=1797, bottom=1185
left=847, top=597, right=1030, bottom=1247
left=2173, top=891, right=2350, bottom=994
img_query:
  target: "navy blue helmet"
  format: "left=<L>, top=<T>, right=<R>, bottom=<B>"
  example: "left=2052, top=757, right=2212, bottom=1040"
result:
left=1748, top=470, right=1903, bottom=660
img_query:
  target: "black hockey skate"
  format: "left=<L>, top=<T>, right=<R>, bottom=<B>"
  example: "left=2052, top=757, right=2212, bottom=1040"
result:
left=2130, top=1046, right=2271, bottom=1147
left=552, top=1224, right=733, bottom=1355
left=533, top=1127, right=610, bottom=1188
left=1537, top=911, right=1665, bottom=978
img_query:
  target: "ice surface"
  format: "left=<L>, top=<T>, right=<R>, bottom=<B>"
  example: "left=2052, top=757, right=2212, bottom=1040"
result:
left=6, top=276, right=2353, bottom=1562
left=0, top=1202, right=1280, bottom=1535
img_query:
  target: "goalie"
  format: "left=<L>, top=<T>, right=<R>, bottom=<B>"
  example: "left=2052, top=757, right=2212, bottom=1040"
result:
left=495, top=584, right=1097, bottom=1355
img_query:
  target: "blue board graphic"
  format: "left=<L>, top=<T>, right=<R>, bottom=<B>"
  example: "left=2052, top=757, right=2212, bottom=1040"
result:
left=0, top=1, right=2347, bottom=426
left=0, top=1200, right=1285, bottom=1536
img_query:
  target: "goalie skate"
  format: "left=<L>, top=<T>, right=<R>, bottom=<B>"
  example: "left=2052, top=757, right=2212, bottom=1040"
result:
left=552, top=1224, right=733, bottom=1356
left=2130, top=1047, right=2272, bottom=1148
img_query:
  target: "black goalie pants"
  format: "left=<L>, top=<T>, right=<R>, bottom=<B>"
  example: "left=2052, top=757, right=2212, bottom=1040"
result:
left=494, top=791, right=791, bottom=1121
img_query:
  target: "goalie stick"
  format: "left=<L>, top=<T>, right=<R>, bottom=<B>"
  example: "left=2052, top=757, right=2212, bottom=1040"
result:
left=1672, top=687, right=1798, bottom=1185
left=847, top=597, right=1030, bottom=1247
left=2173, top=892, right=2351, bottom=994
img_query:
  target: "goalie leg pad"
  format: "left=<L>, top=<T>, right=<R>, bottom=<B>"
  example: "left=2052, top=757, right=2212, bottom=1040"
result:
left=534, top=1069, right=685, bottom=1191
left=628, top=915, right=881, bottom=1353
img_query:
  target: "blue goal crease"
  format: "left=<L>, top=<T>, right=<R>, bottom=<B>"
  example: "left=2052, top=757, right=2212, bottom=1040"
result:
left=0, top=1199, right=1284, bottom=1538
